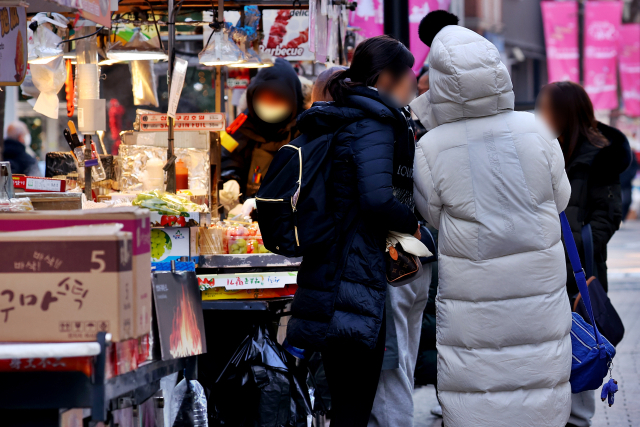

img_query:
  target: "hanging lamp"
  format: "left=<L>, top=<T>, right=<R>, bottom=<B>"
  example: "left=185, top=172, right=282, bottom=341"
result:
left=107, top=28, right=168, bottom=62
left=199, top=26, right=245, bottom=66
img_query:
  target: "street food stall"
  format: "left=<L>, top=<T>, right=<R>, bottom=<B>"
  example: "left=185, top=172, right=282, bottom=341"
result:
left=0, top=0, right=353, bottom=425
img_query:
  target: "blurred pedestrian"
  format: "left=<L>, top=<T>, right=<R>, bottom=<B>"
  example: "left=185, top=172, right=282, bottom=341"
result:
left=537, top=81, right=632, bottom=427
left=417, top=65, right=429, bottom=96
left=222, top=58, right=303, bottom=197
left=412, top=11, right=573, bottom=426
left=414, top=65, right=430, bottom=140
left=3, top=120, right=39, bottom=176
left=367, top=60, right=433, bottom=427
left=620, top=151, right=637, bottom=221
left=311, top=66, right=347, bottom=103
left=286, top=35, right=421, bottom=427
left=299, top=75, right=314, bottom=110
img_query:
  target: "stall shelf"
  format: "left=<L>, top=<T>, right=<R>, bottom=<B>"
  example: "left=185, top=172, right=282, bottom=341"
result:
left=199, top=253, right=301, bottom=269
left=0, top=333, right=196, bottom=422
left=201, top=296, right=292, bottom=311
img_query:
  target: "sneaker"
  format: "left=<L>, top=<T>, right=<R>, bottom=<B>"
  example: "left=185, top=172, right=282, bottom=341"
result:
left=431, top=405, right=443, bottom=417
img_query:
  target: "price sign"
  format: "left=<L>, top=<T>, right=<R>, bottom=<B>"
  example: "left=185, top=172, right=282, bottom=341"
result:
left=198, top=272, right=297, bottom=290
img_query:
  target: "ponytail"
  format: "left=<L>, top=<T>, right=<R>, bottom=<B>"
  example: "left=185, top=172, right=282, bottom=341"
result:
left=325, top=35, right=414, bottom=102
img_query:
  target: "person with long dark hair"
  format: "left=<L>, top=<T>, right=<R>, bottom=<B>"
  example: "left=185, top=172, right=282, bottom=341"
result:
left=286, top=35, right=421, bottom=427
left=537, top=81, right=632, bottom=427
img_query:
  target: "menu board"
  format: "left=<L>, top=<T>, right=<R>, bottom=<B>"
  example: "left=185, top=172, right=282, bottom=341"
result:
left=0, top=6, right=26, bottom=86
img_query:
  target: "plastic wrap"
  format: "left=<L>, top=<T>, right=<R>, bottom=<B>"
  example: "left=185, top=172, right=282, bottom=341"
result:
left=130, top=60, right=160, bottom=107
left=170, top=378, right=208, bottom=427
left=0, top=198, right=34, bottom=212
left=118, top=145, right=209, bottom=194
left=211, top=324, right=313, bottom=427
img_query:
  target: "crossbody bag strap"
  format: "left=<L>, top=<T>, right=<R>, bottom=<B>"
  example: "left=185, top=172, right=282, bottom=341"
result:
left=560, top=212, right=606, bottom=358
left=582, top=223, right=595, bottom=278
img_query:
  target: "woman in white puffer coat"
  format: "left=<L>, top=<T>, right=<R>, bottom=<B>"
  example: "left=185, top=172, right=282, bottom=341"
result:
left=410, top=11, right=573, bottom=427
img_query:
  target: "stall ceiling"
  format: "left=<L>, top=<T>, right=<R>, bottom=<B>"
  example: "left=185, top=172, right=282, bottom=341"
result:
left=117, top=0, right=309, bottom=12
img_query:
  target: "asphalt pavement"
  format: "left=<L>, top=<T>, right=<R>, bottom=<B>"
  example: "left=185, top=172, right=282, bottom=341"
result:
left=413, top=220, right=640, bottom=427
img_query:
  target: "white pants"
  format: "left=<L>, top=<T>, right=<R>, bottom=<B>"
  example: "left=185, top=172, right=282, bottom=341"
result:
left=568, top=390, right=596, bottom=427
left=368, top=267, right=432, bottom=427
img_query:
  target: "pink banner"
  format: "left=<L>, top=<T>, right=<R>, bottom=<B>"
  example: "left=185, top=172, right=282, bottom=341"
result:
left=349, top=0, right=384, bottom=40
left=409, top=0, right=451, bottom=74
left=619, top=24, right=640, bottom=117
left=541, top=1, right=579, bottom=83
left=584, top=1, right=623, bottom=110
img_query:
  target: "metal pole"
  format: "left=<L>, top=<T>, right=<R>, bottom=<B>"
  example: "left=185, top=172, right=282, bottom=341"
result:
left=166, top=0, right=177, bottom=193
left=578, top=0, right=585, bottom=86
left=84, top=138, right=93, bottom=201
left=384, top=0, right=410, bottom=48
left=215, top=66, right=222, bottom=113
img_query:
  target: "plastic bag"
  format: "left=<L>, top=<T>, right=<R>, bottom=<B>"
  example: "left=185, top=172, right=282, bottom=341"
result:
left=45, top=151, right=77, bottom=177
left=0, top=198, right=34, bottom=212
left=31, top=54, right=66, bottom=119
left=130, top=60, right=160, bottom=107
left=211, top=324, right=313, bottom=427
left=170, top=377, right=208, bottom=427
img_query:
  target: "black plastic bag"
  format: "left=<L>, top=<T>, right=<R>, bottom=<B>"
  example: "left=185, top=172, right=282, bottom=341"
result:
left=45, top=152, right=77, bottom=177
left=211, top=324, right=312, bottom=426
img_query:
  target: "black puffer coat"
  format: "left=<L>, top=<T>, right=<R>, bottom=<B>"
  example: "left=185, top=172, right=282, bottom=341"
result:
left=564, top=122, right=632, bottom=296
left=286, top=87, right=418, bottom=351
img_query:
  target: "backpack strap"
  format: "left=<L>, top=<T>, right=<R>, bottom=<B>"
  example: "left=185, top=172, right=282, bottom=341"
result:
left=560, top=212, right=606, bottom=358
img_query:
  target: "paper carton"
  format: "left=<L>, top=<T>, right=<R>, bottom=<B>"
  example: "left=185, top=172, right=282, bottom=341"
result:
left=0, top=207, right=151, bottom=337
left=0, top=225, right=134, bottom=342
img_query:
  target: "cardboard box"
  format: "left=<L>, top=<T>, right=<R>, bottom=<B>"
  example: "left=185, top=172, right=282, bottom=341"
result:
left=151, top=227, right=200, bottom=262
left=0, top=207, right=152, bottom=338
left=0, top=225, right=134, bottom=342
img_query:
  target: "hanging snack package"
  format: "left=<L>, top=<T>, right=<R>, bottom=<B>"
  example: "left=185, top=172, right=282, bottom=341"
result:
left=315, top=1, right=328, bottom=63
left=130, top=60, right=160, bottom=107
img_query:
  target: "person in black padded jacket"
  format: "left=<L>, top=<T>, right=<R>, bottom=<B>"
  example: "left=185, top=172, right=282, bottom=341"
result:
left=286, top=36, right=420, bottom=427
left=537, top=81, right=632, bottom=427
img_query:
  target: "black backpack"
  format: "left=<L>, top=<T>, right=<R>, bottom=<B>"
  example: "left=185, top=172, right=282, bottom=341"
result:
left=256, top=128, right=344, bottom=257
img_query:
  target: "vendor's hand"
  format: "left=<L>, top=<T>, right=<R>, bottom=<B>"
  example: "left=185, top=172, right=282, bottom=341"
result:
left=413, top=227, right=421, bottom=240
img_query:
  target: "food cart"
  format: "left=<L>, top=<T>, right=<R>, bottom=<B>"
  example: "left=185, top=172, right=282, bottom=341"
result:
left=0, top=0, right=353, bottom=424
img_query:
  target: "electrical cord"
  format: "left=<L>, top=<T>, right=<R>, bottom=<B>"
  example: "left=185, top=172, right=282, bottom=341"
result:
left=144, top=0, right=166, bottom=53
left=57, top=26, right=105, bottom=46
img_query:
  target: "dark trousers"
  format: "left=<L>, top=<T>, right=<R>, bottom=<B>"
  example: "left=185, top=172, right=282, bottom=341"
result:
left=322, top=315, right=386, bottom=427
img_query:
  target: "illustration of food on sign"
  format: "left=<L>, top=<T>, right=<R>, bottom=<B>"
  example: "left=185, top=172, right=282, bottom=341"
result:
left=15, top=29, right=24, bottom=81
left=151, top=229, right=172, bottom=261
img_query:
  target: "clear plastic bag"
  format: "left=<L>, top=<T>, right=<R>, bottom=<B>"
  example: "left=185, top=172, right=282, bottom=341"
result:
left=31, top=54, right=66, bottom=119
left=130, top=60, right=160, bottom=107
left=170, top=377, right=208, bottom=427
left=0, top=198, right=35, bottom=212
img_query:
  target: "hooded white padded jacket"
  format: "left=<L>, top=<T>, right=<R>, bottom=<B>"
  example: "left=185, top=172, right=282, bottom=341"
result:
left=410, top=25, right=573, bottom=427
